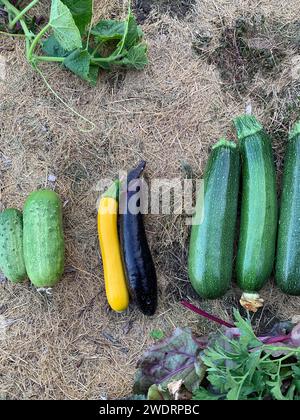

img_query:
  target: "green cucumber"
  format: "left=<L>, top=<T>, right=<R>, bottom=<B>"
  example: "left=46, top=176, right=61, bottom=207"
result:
left=188, top=139, right=240, bottom=299
left=0, top=209, right=27, bottom=283
left=276, top=122, right=300, bottom=295
left=23, top=189, right=65, bottom=288
left=234, top=115, right=277, bottom=303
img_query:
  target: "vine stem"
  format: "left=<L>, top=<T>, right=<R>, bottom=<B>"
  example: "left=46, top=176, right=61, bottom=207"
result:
left=9, top=0, right=39, bottom=29
left=34, top=55, right=65, bottom=63
left=0, top=30, right=26, bottom=37
left=34, top=64, right=96, bottom=132
left=1, top=0, right=33, bottom=40
left=27, top=22, right=51, bottom=61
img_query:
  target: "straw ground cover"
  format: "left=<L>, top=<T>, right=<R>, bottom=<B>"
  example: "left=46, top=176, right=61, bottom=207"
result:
left=0, top=0, right=300, bottom=399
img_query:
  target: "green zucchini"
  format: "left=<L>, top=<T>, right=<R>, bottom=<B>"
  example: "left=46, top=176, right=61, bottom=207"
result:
left=188, top=139, right=240, bottom=299
left=234, top=115, right=277, bottom=310
left=0, top=209, right=27, bottom=283
left=276, top=122, right=300, bottom=295
left=23, top=189, right=65, bottom=288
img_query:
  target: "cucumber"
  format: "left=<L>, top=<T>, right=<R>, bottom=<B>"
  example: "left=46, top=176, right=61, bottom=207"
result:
left=23, top=189, right=65, bottom=288
left=188, top=139, right=240, bottom=299
left=0, top=209, right=27, bottom=283
left=276, top=122, right=300, bottom=295
left=234, top=115, right=277, bottom=308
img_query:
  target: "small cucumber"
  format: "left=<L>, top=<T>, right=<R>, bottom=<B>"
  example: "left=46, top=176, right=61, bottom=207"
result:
left=23, top=189, right=65, bottom=288
left=0, top=209, right=27, bottom=283
left=234, top=115, right=277, bottom=309
left=276, top=122, right=300, bottom=295
left=188, top=139, right=240, bottom=299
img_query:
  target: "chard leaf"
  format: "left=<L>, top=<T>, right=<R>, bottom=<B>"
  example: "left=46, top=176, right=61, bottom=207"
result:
left=147, top=384, right=170, bottom=400
left=42, top=35, right=70, bottom=57
left=133, top=328, right=206, bottom=395
left=91, top=20, right=125, bottom=41
left=61, top=0, right=93, bottom=34
left=121, top=44, right=148, bottom=70
left=64, top=49, right=98, bottom=85
left=50, top=0, right=82, bottom=51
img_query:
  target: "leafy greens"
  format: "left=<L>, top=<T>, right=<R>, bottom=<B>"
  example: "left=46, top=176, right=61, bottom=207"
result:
left=134, top=309, right=300, bottom=400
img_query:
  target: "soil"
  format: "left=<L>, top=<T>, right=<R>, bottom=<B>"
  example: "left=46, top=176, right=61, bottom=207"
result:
left=134, top=0, right=196, bottom=23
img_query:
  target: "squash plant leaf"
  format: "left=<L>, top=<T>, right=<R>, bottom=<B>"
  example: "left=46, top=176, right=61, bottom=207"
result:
left=91, top=20, right=125, bottom=41
left=64, top=49, right=99, bottom=85
left=49, top=0, right=82, bottom=51
left=123, top=11, right=142, bottom=49
left=121, top=44, right=148, bottom=70
left=61, top=0, right=93, bottom=35
left=42, top=35, right=70, bottom=57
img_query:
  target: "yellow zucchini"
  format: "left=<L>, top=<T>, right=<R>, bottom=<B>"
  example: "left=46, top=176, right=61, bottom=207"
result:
left=98, top=181, right=129, bottom=312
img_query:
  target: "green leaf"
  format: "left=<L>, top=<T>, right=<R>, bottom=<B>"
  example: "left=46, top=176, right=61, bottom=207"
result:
left=91, top=20, right=125, bottom=41
left=64, top=49, right=99, bottom=85
left=150, top=330, right=165, bottom=341
left=147, top=384, right=170, bottom=400
left=193, top=388, right=223, bottom=400
left=49, top=0, right=82, bottom=51
left=267, top=380, right=286, bottom=400
left=121, top=44, right=148, bottom=70
left=42, top=35, right=70, bottom=57
left=61, top=0, right=93, bottom=34
left=123, top=12, right=141, bottom=49
left=233, top=310, right=261, bottom=348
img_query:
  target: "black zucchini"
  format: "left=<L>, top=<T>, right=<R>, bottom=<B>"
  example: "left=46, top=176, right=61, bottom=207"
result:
left=120, top=161, right=158, bottom=316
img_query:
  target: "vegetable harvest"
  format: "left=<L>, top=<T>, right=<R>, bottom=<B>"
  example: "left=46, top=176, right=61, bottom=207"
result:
left=188, top=139, right=240, bottom=299
left=234, top=115, right=278, bottom=311
left=97, top=180, right=129, bottom=313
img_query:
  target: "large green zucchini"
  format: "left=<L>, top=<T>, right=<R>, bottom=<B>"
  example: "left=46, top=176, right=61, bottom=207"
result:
left=234, top=115, right=277, bottom=310
left=188, top=139, right=240, bottom=299
left=276, top=122, right=300, bottom=295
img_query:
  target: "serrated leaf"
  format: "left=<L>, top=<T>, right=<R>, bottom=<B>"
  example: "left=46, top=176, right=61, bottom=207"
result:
left=268, top=381, right=286, bottom=400
left=42, top=35, right=70, bottom=57
left=61, top=0, right=92, bottom=34
left=121, top=44, right=148, bottom=70
left=64, top=49, right=98, bottom=85
left=123, top=12, right=141, bottom=49
left=50, top=0, right=82, bottom=51
left=233, top=310, right=261, bottom=348
left=193, top=388, right=223, bottom=400
left=91, top=20, right=125, bottom=41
